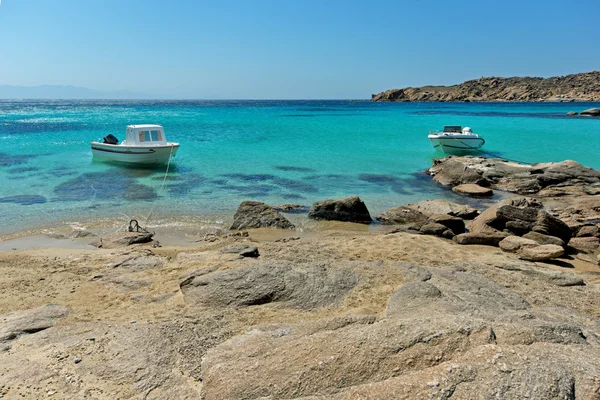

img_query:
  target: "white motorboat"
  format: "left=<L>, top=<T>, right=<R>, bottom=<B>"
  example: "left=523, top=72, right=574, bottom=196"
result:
left=428, top=126, right=485, bottom=154
left=91, top=124, right=180, bottom=164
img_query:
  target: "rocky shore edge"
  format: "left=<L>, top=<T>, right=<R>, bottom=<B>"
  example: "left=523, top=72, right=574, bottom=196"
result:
left=1, top=156, right=600, bottom=398
left=371, top=70, right=600, bottom=102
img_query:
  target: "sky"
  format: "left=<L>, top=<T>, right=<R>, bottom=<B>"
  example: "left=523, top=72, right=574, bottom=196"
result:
left=0, top=0, right=599, bottom=99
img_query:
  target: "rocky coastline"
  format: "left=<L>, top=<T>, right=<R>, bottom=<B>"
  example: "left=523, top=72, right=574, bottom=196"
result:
left=371, top=71, right=600, bottom=102
left=1, top=156, right=600, bottom=398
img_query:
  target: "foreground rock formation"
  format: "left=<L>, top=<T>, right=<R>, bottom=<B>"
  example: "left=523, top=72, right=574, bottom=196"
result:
left=1, top=225, right=599, bottom=399
left=371, top=70, right=600, bottom=102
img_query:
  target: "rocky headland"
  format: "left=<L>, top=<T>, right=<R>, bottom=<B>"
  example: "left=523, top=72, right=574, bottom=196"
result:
left=1, top=156, right=600, bottom=399
left=371, top=71, right=600, bottom=102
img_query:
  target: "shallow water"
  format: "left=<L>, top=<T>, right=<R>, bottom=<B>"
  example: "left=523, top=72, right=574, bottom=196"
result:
left=0, top=100, right=598, bottom=235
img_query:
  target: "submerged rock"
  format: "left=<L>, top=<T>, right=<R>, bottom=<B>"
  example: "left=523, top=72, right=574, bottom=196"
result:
left=308, top=196, right=372, bottom=224
left=0, top=194, right=47, bottom=205
left=230, top=201, right=295, bottom=230
left=452, top=183, right=493, bottom=197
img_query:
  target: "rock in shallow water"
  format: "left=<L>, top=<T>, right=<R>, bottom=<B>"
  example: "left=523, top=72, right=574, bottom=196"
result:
left=308, top=196, right=372, bottom=224
left=452, top=183, right=493, bottom=197
left=230, top=201, right=295, bottom=230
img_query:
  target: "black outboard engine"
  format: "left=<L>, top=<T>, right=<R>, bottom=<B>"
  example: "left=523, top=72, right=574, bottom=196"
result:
left=103, top=134, right=119, bottom=145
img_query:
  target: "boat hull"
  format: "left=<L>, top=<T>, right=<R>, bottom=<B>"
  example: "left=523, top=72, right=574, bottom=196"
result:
left=91, top=142, right=180, bottom=164
left=428, top=135, right=485, bottom=155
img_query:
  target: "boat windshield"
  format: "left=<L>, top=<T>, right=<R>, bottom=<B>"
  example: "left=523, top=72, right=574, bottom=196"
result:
left=443, top=126, right=462, bottom=133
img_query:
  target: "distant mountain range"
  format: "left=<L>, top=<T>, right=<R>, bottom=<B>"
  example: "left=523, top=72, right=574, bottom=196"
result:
left=0, top=85, right=150, bottom=99
left=371, top=71, right=600, bottom=102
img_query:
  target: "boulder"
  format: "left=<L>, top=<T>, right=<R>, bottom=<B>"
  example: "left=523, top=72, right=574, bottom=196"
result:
left=505, top=220, right=534, bottom=235
left=419, top=222, right=454, bottom=238
left=91, top=231, right=154, bottom=249
left=180, top=263, right=358, bottom=310
left=428, top=159, right=487, bottom=187
left=453, top=232, right=510, bottom=246
left=532, top=211, right=572, bottom=242
left=308, top=196, right=372, bottom=224
left=375, top=206, right=428, bottom=226
left=452, top=183, right=493, bottom=197
left=566, top=111, right=578, bottom=116
left=568, top=237, right=600, bottom=254
left=499, top=236, right=539, bottom=253
left=522, top=231, right=565, bottom=247
left=468, top=197, right=541, bottom=234
left=580, top=108, right=600, bottom=116
left=576, top=225, right=599, bottom=238
left=428, top=213, right=465, bottom=235
left=518, top=244, right=564, bottom=261
left=230, top=201, right=295, bottom=230
left=408, top=199, right=480, bottom=219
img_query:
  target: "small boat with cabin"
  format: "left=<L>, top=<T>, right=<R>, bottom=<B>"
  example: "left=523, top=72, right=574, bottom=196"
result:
left=91, top=124, right=180, bottom=164
left=428, top=126, right=485, bottom=154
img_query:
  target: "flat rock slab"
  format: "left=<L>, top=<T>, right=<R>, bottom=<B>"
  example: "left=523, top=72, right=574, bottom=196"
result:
left=91, top=232, right=154, bottom=249
left=499, top=236, right=539, bottom=253
left=309, top=196, right=372, bottom=223
left=180, top=263, right=358, bottom=310
left=0, top=304, right=69, bottom=343
left=453, top=232, right=510, bottom=246
left=518, top=244, right=564, bottom=261
left=230, top=201, right=295, bottom=230
left=103, top=251, right=166, bottom=270
left=220, top=244, right=260, bottom=258
left=452, top=183, right=494, bottom=197
left=568, top=237, right=600, bottom=254
left=523, top=231, right=565, bottom=247
left=376, top=206, right=428, bottom=226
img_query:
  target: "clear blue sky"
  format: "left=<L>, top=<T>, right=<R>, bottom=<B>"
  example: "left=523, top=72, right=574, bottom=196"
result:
left=1, top=0, right=598, bottom=99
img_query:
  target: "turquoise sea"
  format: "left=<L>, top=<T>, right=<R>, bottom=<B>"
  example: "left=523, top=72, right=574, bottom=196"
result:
left=0, top=100, right=599, bottom=236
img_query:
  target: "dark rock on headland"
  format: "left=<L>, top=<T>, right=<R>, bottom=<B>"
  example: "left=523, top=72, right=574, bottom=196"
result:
left=230, top=201, right=295, bottom=230
left=371, top=71, right=600, bottom=102
left=580, top=108, right=600, bottom=116
left=308, top=196, right=372, bottom=224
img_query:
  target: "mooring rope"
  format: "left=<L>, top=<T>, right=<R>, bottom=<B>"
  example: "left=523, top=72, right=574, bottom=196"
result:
left=143, top=144, right=175, bottom=227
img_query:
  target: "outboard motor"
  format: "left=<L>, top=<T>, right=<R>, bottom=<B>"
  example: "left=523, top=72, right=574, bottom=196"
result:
left=103, top=134, right=119, bottom=145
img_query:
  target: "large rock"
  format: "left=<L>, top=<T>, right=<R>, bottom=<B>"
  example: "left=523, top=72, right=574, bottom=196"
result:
left=308, top=196, right=372, bottom=224
left=428, top=213, right=465, bottom=235
left=568, top=237, right=600, bottom=254
left=428, top=159, right=487, bottom=187
left=428, top=156, right=600, bottom=196
left=230, top=201, right=295, bottom=230
left=523, top=231, right=565, bottom=247
left=468, top=197, right=541, bottom=234
left=376, top=206, right=428, bottom=226
left=580, top=108, right=600, bottom=116
left=419, top=222, right=454, bottom=238
left=499, top=236, right=538, bottom=253
left=532, top=211, right=572, bottom=242
left=0, top=304, right=69, bottom=343
left=518, top=244, right=565, bottom=261
left=180, top=263, right=358, bottom=310
left=453, top=232, right=510, bottom=246
left=408, top=199, right=479, bottom=219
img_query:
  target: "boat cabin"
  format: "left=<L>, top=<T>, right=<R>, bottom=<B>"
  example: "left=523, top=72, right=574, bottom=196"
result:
left=122, top=124, right=167, bottom=146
